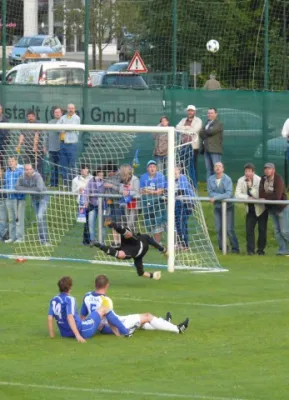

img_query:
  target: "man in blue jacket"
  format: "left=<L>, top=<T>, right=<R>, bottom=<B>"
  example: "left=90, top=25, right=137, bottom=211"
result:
left=208, top=162, right=239, bottom=253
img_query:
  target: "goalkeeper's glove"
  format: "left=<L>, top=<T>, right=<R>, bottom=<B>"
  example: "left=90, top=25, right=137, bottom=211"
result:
left=160, top=248, right=168, bottom=257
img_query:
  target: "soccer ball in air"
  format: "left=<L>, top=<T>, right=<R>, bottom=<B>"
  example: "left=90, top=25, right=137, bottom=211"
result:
left=206, top=40, right=219, bottom=53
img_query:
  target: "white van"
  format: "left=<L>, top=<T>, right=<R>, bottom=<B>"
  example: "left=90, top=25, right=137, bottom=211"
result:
left=6, top=61, right=91, bottom=85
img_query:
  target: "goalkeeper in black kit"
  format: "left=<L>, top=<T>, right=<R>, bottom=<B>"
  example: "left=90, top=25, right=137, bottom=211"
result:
left=90, top=223, right=167, bottom=279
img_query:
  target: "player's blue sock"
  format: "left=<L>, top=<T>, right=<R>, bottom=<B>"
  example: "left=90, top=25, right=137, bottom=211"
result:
left=106, top=311, right=129, bottom=336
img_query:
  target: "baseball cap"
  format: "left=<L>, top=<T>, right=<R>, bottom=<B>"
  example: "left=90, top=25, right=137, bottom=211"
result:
left=186, top=105, right=196, bottom=111
left=264, top=163, right=275, bottom=169
left=147, top=160, right=157, bottom=167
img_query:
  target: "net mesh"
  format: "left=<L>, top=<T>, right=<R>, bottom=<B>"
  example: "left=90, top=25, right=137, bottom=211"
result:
left=0, top=125, right=222, bottom=271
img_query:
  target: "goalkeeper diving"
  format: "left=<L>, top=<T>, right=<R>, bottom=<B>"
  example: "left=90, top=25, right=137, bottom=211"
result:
left=90, top=223, right=167, bottom=279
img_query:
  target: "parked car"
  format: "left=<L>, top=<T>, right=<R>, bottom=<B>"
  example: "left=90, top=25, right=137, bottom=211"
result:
left=90, top=71, right=148, bottom=89
left=6, top=61, right=90, bottom=85
left=255, top=137, right=288, bottom=160
left=8, top=35, right=63, bottom=65
left=107, top=62, right=129, bottom=72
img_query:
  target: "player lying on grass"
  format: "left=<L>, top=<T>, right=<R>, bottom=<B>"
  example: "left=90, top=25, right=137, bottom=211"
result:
left=47, top=276, right=135, bottom=343
left=80, top=274, right=189, bottom=334
left=90, top=223, right=167, bottom=280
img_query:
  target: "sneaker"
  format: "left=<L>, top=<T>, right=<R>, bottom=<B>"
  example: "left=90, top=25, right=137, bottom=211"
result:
left=5, top=239, right=15, bottom=244
left=41, top=242, right=52, bottom=247
left=257, top=250, right=265, bottom=255
left=14, top=239, right=25, bottom=244
left=177, top=318, right=189, bottom=334
left=125, top=324, right=138, bottom=338
left=90, top=240, right=102, bottom=248
left=247, top=252, right=255, bottom=256
left=165, top=312, right=172, bottom=323
left=152, top=271, right=161, bottom=280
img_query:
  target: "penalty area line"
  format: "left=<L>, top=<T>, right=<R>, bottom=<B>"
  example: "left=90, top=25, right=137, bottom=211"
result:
left=0, top=381, right=251, bottom=400
left=0, top=288, right=289, bottom=308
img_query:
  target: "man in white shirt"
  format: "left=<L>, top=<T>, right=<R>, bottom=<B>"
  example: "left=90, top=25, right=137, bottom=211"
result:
left=176, top=105, right=202, bottom=188
left=281, top=118, right=289, bottom=163
left=235, top=163, right=268, bottom=255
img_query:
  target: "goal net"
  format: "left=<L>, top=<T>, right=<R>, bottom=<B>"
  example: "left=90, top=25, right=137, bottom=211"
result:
left=0, top=123, right=226, bottom=272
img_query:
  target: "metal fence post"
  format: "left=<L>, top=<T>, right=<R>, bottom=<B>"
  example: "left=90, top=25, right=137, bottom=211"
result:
left=172, top=0, right=177, bottom=86
left=98, top=197, right=103, bottom=242
left=222, top=201, right=227, bottom=255
left=1, top=0, right=7, bottom=107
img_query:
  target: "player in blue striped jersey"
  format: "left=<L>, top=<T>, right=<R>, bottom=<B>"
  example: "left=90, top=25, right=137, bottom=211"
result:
left=80, top=275, right=189, bottom=334
left=47, top=276, right=133, bottom=342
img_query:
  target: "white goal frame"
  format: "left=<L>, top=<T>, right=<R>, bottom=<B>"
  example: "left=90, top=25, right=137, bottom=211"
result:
left=0, top=123, right=176, bottom=272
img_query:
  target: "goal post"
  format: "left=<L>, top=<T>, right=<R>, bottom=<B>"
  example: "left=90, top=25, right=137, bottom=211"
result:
left=0, top=122, right=225, bottom=272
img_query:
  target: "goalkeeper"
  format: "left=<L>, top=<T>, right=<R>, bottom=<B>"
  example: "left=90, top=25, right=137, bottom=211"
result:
left=90, top=223, right=167, bottom=280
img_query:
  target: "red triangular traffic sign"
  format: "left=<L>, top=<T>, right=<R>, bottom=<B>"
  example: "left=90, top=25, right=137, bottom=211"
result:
left=127, top=51, right=148, bottom=73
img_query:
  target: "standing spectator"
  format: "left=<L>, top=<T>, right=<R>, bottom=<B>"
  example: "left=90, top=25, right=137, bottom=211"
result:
left=84, top=169, right=112, bottom=242
left=140, top=160, right=167, bottom=243
left=200, top=108, right=224, bottom=181
left=16, top=164, right=51, bottom=246
left=0, top=105, right=9, bottom=168
left=58, top=104, right=80, bottom=188
left=16, top=110, right=44, bottom=175
left=203, top=74, right=221, bottom=90
left=0, top=167, right=8, bottom=241
left=235, top=163, right=268, bottom=255
left=174, top=166, right=194, bottom=250
left=72, top=164, right=92, bottom=245
left=119, top=164, right=140, bottom=231
left=152, top=116, right=169, bottom=174
left=44, top=107, right=63, bottom=187
left=4, top=156, right=25, bottom=243
left=208, top=162, right=239, bottom=253
left=259, top=163, right=289, bottom=255
left=176, top=105, right=202, bottom=187
left=104, top=163, right=122, bottom=247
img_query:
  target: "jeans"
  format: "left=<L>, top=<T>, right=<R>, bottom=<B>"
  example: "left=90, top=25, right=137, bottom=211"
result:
left=246, top=209, right=268, bottom=253
left=88, top=204, right=106, bottom=241
left=83, top=208, right=90, bottom=244
left=269, top=206, right=289, bottom=254
left=175, top=200, right=192, bottom=247
left=204, top=152, right=222, bottom=181
left=32, top=196, right=49, bottom=244
left=60, top=142, right=78, bottom=186
left=155, top=155, right=167, bottom=175
left=6, top=199, right=25, bottom=241
left=214, top=205, right=239, bottom=252
left=49, top=151, right=60, bottom=186
left=0, top=198, right=8, bottom=240
left=179, top=145, right=197, bottom=188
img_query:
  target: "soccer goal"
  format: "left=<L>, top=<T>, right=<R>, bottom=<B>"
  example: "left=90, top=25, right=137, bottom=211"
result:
left=0, top=122, right=226, bottom=273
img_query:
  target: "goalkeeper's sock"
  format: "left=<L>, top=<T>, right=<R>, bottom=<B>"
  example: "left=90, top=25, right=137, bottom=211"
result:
left=149, top=317, right=179, bottom=333
left=106, top=311, right=129, bottom=336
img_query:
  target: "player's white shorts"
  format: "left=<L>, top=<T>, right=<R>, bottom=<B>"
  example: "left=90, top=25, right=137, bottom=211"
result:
left=118, top=314, right=142, bottom=329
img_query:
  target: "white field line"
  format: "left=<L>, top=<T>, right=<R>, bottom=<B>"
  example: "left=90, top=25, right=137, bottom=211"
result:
left=0, top=381, right=250, bottom=400
left=0, top=288, right=289, bottom=308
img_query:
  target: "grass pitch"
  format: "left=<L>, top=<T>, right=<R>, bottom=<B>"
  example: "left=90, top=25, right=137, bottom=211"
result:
left=1, top=252, right=289, bottom=400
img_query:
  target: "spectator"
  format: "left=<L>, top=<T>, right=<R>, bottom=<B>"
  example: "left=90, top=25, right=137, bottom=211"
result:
left=4, top=156, right=25, bottom=243
left=203, top=74, right=221, bottom=90
left=208, top=162, right=239, bottom=253
left=84, top=168, right=112, bottom=242
left=235, top=163, right=268, bottom=255
left=259, top=163, right=289, bottom=255
left=176, top=105, right=202, bottom=187
left=140, top=160, right=167, bottom=243
left=72, top=164, right=93, bottom=245
left=174, top=166, right=194, bottom=250
left=58, top=104, right=80, bottom=188
left=44, top=107, right=63, bottom=187
left=119, top=164, right=140, bottom=231
left=16, top=110, right=44, bottom=175
left=16, top=164, right=50, bottom=246
left=200, top=108, right=224, bottom=181
left=152, top=116, right=169, bottom=174
left=0, top=105, right=9, bottom=168
left=0, top=167, right=8, bottom=241
left=104, top=163, right=122, bottom=247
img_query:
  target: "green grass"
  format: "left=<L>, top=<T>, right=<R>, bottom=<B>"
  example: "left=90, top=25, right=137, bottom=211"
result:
left=1, top=185, right=289, bottom=400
